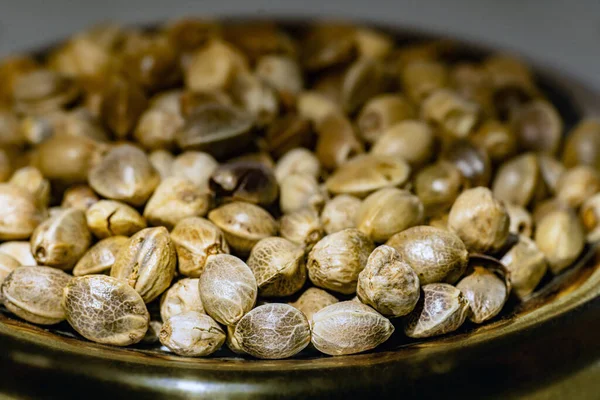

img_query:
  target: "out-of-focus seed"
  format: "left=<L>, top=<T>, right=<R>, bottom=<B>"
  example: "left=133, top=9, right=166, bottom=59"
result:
left=441, top=139, right=491, bottom=187
left=505, top=203, right=533, bottom=237
left=471, top=120, right=516, bottom=163
left=184, top=40, right=248, bottom=92
left=357, top=94, right=415, bottom=144
left=210, top=161, right=278, bottom=206
left=562, top=119, right=600, bottom=169
left=143, top=177, right=211, bottom=229
left=501, top=236, right=548, bottom=299
left=448, top=187, right=509, bottom=253
left=401, top=61, right=448, bottom=104
left=555, top=166, right=600, bottom=208
left=100, top=76, right=148, bottom=139
left=421, top=89, right=479, bottom=139
left=280, top=209, right=324, bottom=250
left=321, top=194, right=362, bottom=235
left=535, top=209, right=585, bottom=274
left=325, top=154, right=410, bottom=198
left=265, top=115, right=315, bottom=159
left=356, top=188, right=424, bottom=243
left=148, top=150, right=175, bottom=180
left=316, top=113, right=364, bottom=171
left=580, top=193, right=600, bottom=242
left=414, top=161, right=463, bottom=217
left=175, top=103, right=255, bottom=159
left=512, top=100, right=562, bottom=155
left=280, top=173, right=326, bottom=214
left=371, top=120, right=434, bottom=167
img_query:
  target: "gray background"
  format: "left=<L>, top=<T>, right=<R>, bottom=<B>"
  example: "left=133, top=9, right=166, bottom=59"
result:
left=0, top=0, right=599, bottom=89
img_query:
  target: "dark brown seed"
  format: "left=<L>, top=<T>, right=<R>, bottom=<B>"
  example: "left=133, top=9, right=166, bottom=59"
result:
left=175, top=104, right=255, bottom=159
left=209, top=161, right=278, bottom=206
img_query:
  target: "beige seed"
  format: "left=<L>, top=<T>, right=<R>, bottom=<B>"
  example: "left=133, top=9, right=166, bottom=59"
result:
left=31, top=208, right=91, bottom=270
left=86, top=200, right=147, bottom=239
left=148, top=150, right=175, bottom=180
left=111, top=227, right=177, bottom=303
left=280, top=208, right=324, bottom=250
left=208, top=201, right=278, bottom=255
left=555, top=166, right=600, bottom=208
left=325, top=154, right=411, bottom=198
left=62, top=275, right=149, bottom=346
left=534, top=209, right=584, bottom=274
left=160, top=278, right=205, bottom=322
left=88, top=144, right=160, bottom=206
left=274, top=148, right=321, bottom=184
left=73, top=236, right=128, bottom=276
left=170, top=217, right=230, bottom=277
left=456, top=265, right=509, bottom=324
left=307, top=228, right=374, bottom=294
left=0, top=241, right=36, bottom=266
left=321, top=194, right=361, bottom=235
left=500, top=236, right=548, bottom=299
left=198, top=254, right=257, bottom=326
left=289, top=287, right=339, bottom=322
left=172, top=151, right=219, bottom=193
left=280, top=173, right=327, bottom=214
left=386, top=226, right=468, bottom=285
left=404, top=283, right=469, bottom=338
left=143, top=177, right=211, bottom=229
left=448, top=187, right=510, bottom=253
left=0, top=183, right=46, bottom=240
left=9, top=166, right=50, bottom=208
left=371, top=120, right=434, bottom=167
left=247, top=237, right=306, bottom=297
left=61, top=184, right=100, bottom=211
left=357, top=245, right=420, bottom=317
left=2, top=266, right=71, bottom=325
left=356, top=188, right=424, bottom=243
left=231, top=303, right=311, bottom=359
left=159, top=311, right=225, bottom=357
left=311, top=301, right=394, bottom=356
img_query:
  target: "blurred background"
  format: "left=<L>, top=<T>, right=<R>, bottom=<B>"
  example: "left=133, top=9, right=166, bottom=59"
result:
left=0, top=0, right=599, bottom=88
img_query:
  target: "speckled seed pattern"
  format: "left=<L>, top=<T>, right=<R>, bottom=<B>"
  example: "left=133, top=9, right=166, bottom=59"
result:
left=159, top=311, right=225, bottom=357
left=311, top=301, right=394, bottom=356
left=110, top=227, right=176, bottom=303
left=307, top=228, right=375, bottom=294
left=62, top=275, right=149, bottom=346
left=357, top=245, right=420, bottom=317
left=170, top=217, right=230, bottom=278
left=404, top=283, right=470, bottom=338
left=232, top=304, right=311, bottom=359
left=246, top=237, right=306, bottom=297
left=198, top=254, right=257, bottom=326
left=1, top=266, right=72, bottom=325
left=456, top=267, right=508, bottom=323
left=386, top=226, right=468, bottom=285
